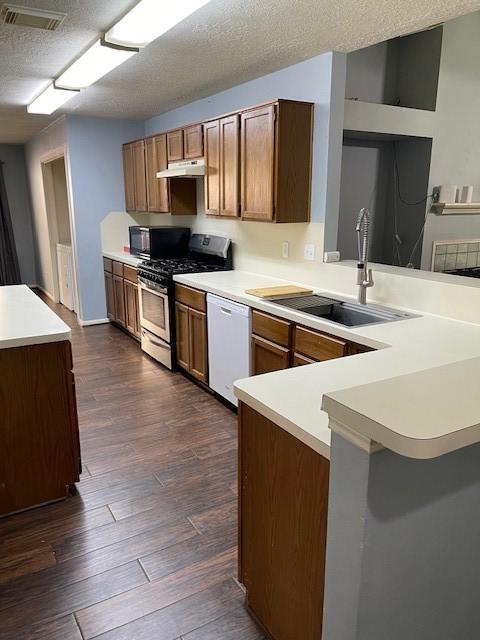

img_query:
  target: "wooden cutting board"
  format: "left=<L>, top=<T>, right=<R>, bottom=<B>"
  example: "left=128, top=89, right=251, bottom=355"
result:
left=245, top=285, right=313, bottom=300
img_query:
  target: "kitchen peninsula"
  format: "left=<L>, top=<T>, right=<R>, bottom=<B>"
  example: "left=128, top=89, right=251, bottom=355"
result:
left=173, top=268, right=480, bottom=640
left=0, top=286, right=81, bottom=517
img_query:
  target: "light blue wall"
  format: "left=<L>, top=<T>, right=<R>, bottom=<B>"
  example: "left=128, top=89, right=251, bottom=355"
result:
left=66, top=116, right=144, bottom=322
left=146, top=52, right=345, bottom=224
left=0, top=144, right=36, bottom=284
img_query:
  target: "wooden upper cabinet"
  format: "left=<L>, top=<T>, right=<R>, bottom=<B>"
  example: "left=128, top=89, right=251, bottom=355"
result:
left=167, top=129, right=184, bottom=161
left=219, top=114, right=240, bottom=217
left=240, top=104, right=275, bottom=221
left=132, top=140, right=147, bottom=212
left=123, top=143, right=135, bottom=212
left=204, top=120, right=220, bottom=215
left=146, top=134, right=169, bottom=213
left=184, top=124, right=203, bottom=159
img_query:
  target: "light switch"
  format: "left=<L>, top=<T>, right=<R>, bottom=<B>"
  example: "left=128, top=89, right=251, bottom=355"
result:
left=304, top=244, right=315, bottom=261
left=282, top=241, right=289, bottom=259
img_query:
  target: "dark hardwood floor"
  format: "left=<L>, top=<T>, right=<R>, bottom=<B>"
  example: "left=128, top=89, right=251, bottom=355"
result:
left=0, top=295, right=263, bottom=640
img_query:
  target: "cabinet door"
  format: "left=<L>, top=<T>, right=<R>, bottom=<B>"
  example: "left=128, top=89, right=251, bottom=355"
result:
left=175, top=302, right=190, bottom=371
left=219, top=114, right=240, bottom=217
left=251, top=335, right=290, bottom=375
left=240, top=104, right=275, bottom=221
left=104, top=271, right=115, bottom=321
left=292, top=352, right=317, bottom=367
left=184, top=124, right=203, bottom=159
left=188, top=308, right=208, bottom=384
left=132, top=140, right=147, bottom=212
left=146, top=135, right=169, bottom=213
left=122, top=143, right=135, bottom=212
left=167, top=130, right=184, bottom=161
left=239, top=403, right=329, bottom=640
left=124, top=280, right=139, bottom=337
left=113, top=275, right=126, bottom=327
left=204, top=120, right=220, bottom=215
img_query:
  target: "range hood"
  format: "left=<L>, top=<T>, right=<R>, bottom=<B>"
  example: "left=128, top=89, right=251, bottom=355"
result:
left=156, top=159, right=205, bottom=178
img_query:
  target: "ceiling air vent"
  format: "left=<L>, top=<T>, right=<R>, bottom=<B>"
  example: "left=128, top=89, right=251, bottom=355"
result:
left=1, top=4, right=66, bottom=31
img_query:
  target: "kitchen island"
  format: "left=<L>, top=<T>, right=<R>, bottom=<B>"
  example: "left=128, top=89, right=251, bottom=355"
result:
left=0, top=286, right=81, bottom=517
left=174, top=269, right=480, bottom=640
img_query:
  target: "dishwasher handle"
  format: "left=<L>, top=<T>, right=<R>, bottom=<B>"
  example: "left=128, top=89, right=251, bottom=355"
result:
left=220, top=306, right=232, bottom=315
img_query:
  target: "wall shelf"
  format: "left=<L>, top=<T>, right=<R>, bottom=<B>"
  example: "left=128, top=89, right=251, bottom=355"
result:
left=431, top=203, right=480, bottom=215
left=343, top=100, right=435, bottom=140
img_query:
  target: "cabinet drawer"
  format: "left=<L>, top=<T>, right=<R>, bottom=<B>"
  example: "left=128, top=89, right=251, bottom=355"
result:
left=123, top=265, right=138, bottom=283
left=252, top=310, right=291, bottom=348
left=113, top=261, right=124, bottom=277
left=294, top=326, right=348, bottom=361
left=175, top=283, right=206, bottom=312
left=349, top=342, right=374, bottom=355
left=103, top=257, right=113, bottom=273
left=292, top=352, right=317, bottom=367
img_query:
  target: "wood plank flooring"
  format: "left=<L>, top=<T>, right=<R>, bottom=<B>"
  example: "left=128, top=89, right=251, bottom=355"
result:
left=0, top=295, right=263, bottom=640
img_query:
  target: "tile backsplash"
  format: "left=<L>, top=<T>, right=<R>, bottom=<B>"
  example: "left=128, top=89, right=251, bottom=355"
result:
left=432, top=240, right=480, bottom=272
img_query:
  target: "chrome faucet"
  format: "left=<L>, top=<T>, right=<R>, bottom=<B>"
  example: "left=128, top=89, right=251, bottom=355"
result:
left=356, top=208, right=374, bottom=305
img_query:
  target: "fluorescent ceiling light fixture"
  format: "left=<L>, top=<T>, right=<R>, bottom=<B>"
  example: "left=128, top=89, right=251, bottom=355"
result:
left=56, top=39, right=138, bottom=90
left=105, top=0, right=211, bottom=48
left=27, top=82, right=79, bottom=115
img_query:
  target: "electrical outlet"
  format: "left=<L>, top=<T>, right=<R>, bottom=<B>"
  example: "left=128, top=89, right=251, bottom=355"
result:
left=304, top=244, right=315, bottom=261
left=282, top=241, right=289, bottom=259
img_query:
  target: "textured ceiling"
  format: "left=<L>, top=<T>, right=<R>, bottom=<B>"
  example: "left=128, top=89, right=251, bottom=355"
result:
left=1, top=0, right=479, bottom=144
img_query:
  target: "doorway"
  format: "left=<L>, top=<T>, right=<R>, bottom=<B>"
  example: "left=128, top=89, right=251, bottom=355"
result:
left=42, top=155, right=78, bottom=313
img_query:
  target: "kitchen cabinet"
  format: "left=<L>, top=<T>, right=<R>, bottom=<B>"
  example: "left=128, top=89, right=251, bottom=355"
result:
left=104, top=259, right=140, bottom=341
left=125, top=134, right=197, bottom=215
left=251, top=308, right=370, bottom=375
left=204, top=119, right=220, bottom=215
left=251, top=335, right=290, bottom=375
left=174, top=284, right=208, bottom=384
left=184, top=124, right=203, bottom=159
left=240, top=104, right=275, bottom=221
left=240, top=100, right=313, bottom=223
left=113, top=275, right=126, bottom=327
left=104, top=271, right=115, bottom=321
left=167, top=129, right=184, bottom=161
left=204, top=115, right=240, bottom=217
left=0, top=340, right=81, bottom=516
left=294, top=326, right=348, bottom=361
left=132, top=139, right=147, bottom=212
left=122, top=143, right=135, bottom=212
left=239, top=402, right=329, bottom=640
left=146, top=134, right=169, bottom=213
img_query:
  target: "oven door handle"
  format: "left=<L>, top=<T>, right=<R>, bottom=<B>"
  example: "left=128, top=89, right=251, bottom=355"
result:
left=141, top=329, right=170, bottom=349
left=138, top=278, right=168, bottom=296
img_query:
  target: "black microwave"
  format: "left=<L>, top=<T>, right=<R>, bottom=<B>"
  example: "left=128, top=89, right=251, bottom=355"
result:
left=129, top=226, right=190, bottom=259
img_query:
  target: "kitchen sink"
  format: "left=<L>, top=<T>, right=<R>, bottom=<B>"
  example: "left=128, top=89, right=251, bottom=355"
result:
left=271, top=294, right=416, bottom=326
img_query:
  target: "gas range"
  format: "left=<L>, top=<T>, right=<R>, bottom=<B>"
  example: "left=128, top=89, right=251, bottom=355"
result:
left=137, top=233, right=232, bottom=370
left=138, top=257, right=227, bottom=286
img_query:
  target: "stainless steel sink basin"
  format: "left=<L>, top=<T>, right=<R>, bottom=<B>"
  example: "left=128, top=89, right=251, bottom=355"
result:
left=271, top=294, right=416, bottom=327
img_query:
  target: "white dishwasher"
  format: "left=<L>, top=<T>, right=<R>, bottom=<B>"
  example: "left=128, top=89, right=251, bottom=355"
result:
left=207, top=293, right=251, bottom=406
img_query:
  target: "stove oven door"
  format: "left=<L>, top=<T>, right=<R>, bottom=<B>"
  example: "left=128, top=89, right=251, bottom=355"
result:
left=138, top=278, right=171, bottom=344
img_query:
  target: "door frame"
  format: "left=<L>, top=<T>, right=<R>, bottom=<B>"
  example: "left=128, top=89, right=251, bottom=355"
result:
left=40, top=147, right=80, bottom=315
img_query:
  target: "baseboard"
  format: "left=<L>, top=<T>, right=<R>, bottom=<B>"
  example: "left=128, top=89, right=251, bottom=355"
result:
left=79, top=318, right=110, bottom=327
left=31, top=285, right=56, bottom=302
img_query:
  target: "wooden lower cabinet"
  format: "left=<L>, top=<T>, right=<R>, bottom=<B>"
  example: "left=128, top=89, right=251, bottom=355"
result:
left=104, top=271, right=115, bottom=321
left=124, top=279, right=140, bottom=338
left=174, top=290, right=208, bottom=384
left=0, top=341, right=81, bottom=516
left=113, top=275, right=126, bottom=327
left=104, top=259, right=140, bottom=340
left=251, top=334, right=290, bottom=375
left=239, top=403, right=329, bottom=640
left=292, top=352, right=317, bottom=367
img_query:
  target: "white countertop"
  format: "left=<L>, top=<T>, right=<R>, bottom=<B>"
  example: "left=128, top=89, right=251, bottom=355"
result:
left=174, top=270, right=480, bottom=460
left=0, top=285, right=71, bottom=349
left=103, top=250, right=143, bottom=268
